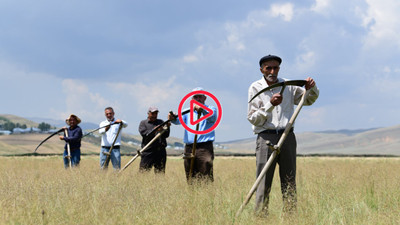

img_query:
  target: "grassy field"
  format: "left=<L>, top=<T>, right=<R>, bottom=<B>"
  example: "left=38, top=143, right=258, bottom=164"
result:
left=0, top=156, right=399, bottom=224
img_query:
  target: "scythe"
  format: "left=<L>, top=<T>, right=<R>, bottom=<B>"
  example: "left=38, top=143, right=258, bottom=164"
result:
left=236, top=88, right=310, bottom=217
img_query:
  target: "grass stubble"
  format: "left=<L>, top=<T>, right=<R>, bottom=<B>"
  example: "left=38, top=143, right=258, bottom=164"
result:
left=0, top=156, right=399, bottom=225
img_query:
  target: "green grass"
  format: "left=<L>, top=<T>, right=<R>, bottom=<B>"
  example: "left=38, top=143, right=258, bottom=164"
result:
left=0, top=156, right=399, bottom=224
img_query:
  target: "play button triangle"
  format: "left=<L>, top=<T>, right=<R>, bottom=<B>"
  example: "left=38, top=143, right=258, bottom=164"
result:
left=189, top=99, right=213, bottom=125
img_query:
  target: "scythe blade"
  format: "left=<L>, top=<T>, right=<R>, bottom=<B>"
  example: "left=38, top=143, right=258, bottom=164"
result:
left=34, top=128, right=65, bottom=152
left=248, top=80, right=307, bottom=103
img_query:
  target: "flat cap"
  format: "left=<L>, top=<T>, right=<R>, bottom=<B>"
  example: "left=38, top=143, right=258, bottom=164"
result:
left=259, top=55, right=282, bottom=67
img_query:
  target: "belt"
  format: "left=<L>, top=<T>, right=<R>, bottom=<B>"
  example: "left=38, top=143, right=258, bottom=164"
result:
left=186, top=141, right=213, bottom=148
left=261, top=128, right=293, bottom=134
left=102, top=145, right=120, bottom=149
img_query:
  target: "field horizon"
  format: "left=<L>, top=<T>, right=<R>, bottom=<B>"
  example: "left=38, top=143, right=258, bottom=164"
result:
left=2, top=113, right=400, bottom=156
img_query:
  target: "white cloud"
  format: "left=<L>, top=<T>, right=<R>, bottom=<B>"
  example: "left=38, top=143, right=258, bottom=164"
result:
left=223, top=23, right=247, bottom=51
left=227, top=33, right=246, bottom=51
left=383, top=66, right=391, bottom=73
left=108, top=76, right=185, bottom=114
left=295, top=50, right=316, bottom=72
left=269, top=3, right=294, bottom=22
left=361, top=0, right=400, bottom=48
left=60, top=79, right=111, bottom=122
left=0, top=60, right=66, bottom=119
left=311, top=0, right=331, bottom=13
left=183, top=54, right=198, bottom=63
left=183, top=45, right=204, bottom=63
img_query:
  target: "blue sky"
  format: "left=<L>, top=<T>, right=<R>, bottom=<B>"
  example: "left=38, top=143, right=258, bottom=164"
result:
left=1, top=0, right=400, bottom=142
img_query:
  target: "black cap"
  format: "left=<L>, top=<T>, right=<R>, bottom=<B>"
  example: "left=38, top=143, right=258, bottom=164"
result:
left=259, top=55, right=282, bottom=67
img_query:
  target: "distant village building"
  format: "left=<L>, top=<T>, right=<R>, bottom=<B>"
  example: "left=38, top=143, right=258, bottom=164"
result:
left=0, top=130, right=12, bottom=135
left=12, top=127, right=41, bottom=134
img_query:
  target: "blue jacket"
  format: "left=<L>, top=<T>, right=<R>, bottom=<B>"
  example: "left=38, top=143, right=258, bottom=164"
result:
left=172, top=105, right=217, bottom=144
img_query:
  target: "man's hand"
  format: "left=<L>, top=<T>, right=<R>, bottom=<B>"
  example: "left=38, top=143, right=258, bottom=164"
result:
left=305, top=77, right=316, bottom=90
left=168, top=113, right=176, bottom=121
left=60, top=127, right=67, bottom=139
left=105, top=124, right=111, bottom=132
left=194, top=104, right=203, bottom=113
left=105, top=119, right=122, bottom=131
left=270, top=93, right=282, bottom=106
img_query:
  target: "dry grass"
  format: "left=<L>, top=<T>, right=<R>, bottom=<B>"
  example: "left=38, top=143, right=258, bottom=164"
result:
left=0, top=156, right=399, bottom=224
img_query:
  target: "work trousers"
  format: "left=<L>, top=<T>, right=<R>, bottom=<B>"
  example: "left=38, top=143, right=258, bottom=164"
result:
left=100, top=146, right=121, bottom=170
left=184, top=141, right=214, bottom=182
left=139, top=149, right=167, bottom=173
left=63, top=149, right=81, bottom=168
left=255, top=131, right=297, bottom=213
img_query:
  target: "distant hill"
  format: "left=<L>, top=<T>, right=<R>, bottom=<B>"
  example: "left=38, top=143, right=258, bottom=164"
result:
left=314, top=128, right=379, bottom=136
left=26, top=116, right=99, bottom=130
left=1, top=114, right=399, bottom=156
left=216, top=126, right=400, bottom=156
left=0, top=114, right=39, bottom=127
left=296, top=125, right=400, bottom=155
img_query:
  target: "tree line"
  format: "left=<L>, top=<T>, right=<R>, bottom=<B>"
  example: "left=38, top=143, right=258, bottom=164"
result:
left=0, top=116, right=53, bottom=132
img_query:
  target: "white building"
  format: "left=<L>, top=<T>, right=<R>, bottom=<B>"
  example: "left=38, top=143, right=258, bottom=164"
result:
left=0, top=130, right=12, bottom=135
left=12, top=127, right=41, bottom=134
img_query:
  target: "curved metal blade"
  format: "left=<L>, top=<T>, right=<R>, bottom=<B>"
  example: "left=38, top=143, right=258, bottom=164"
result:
left=34, top=128, right=65, bottom=152
left=248, top=80, right=307, bottom=103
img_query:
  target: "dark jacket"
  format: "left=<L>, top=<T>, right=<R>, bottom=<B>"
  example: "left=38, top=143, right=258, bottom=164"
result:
left=138, top=119, right=170, bottom=152
left=64, top=126, right=82, bottom=151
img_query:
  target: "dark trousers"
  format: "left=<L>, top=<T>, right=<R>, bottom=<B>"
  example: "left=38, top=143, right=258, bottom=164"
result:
left=255, top=131, right=297, bottom=213
left=63, top=149, right=81, bottom=168
left=139, top=149, right=167, bottom=173
left=184, top=141, right=214, bottom=182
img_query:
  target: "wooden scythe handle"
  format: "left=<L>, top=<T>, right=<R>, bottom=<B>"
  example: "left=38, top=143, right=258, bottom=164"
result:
left=236, top=89, right=310, bottom=217
left=64, top=128, right=72, bottom=168
left=188, top=110, right=202, bottom=181
left=119, top=128, right=167, bottom=173
left=102, top=122, right=123, bottom=170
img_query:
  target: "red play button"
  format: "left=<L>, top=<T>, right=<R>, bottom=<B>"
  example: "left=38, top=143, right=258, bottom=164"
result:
left=178, top=90, right=222, bottom=135
left=189, top=99, right=214, bottom=125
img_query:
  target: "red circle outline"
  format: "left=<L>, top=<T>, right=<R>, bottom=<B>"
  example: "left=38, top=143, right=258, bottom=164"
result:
left=177, top=90, right=222, bottom=135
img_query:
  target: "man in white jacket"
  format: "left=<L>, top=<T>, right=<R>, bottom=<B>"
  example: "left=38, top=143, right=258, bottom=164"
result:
left=99, top=107, right=128, bottom=170
left=247, top=55, right=319, bottom=214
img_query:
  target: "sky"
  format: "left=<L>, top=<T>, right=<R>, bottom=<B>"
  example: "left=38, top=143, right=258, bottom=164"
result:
left=1, top=0, right=400, bottom=142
